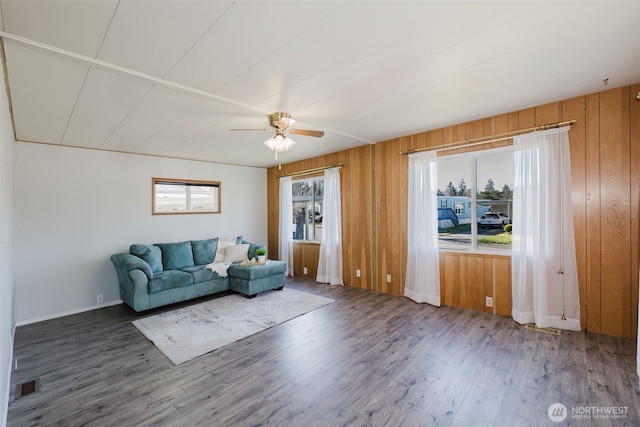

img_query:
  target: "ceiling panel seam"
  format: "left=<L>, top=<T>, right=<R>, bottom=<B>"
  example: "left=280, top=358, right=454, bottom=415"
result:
left=59, top=66, right=91, bottom=144
left=161, top=1, right=235, bottom=81
left=94, top=0, right=120, bottom=60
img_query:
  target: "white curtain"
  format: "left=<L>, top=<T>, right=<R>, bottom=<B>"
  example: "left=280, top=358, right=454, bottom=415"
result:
left=405, top=151, right=441, bottom=306
left=278, top=176, right=294, bottom=276
left=511, top=127, right=580, bottom=331
left=316, top=167, right=343, bottom=285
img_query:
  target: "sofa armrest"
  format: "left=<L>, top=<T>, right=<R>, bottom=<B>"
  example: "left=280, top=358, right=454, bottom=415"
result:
left=111, top=253, right=153, bottom=280
left=242, top=240, right=266, bottom=260
left=111, top=253, right=153, bottom=312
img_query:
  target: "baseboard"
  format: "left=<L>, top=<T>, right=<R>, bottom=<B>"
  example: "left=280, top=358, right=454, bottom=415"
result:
left=14, top=300, right=123, bottom=327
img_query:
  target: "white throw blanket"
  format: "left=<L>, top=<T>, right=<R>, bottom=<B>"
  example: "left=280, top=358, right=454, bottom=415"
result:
left=205, top=261, right=232, bottom=277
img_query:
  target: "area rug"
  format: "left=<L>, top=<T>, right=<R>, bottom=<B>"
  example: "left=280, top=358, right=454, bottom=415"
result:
left=132, top=288, right=334, bottom=365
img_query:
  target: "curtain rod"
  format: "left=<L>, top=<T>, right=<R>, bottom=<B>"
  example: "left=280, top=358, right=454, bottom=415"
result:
left=275, top=163, right=342, bottom=178
left=399, top=120, right=576, bottom=155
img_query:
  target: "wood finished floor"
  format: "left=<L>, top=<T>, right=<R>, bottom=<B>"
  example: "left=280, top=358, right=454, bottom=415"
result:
left=7, top=278, right=640, bottom=427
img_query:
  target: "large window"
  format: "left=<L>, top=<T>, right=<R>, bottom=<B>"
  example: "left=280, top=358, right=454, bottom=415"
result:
left=152, top=178, right=220, bottom=215
left=436, top=147, right=513, bottom=252
left=292, top=177, right=323, bottom=241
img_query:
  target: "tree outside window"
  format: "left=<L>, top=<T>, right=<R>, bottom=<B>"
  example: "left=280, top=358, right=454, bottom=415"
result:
left=292, top=178, right=324, bottom=241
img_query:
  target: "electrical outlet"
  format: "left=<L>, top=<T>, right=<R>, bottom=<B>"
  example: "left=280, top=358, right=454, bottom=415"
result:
left=485, top=296, right=494, bottom=307
left=386, top=274, right=392, bottom=283
left=303, top=267, right=308, bottom=275
left=356, top=269, right=361, bottom=277
left=97, top=294, right=104, bottom=304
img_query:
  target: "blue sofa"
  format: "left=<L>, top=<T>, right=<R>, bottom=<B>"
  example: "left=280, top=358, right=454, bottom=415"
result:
left=111, top=237, right=287, bottom=312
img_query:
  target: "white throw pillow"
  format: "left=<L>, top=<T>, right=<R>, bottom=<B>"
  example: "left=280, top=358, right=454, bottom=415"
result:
left=214, top=237, right=237, bottom=262
left=224, top=244, right=250, bottom=263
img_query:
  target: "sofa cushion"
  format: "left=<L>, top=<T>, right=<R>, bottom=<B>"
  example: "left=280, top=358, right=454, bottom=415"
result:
left=181, top=265, right=222, bottom=282
left=228, top=261, right=287, bottom=281
left=214, top=237, right=237, bottom=262
left=156, top=241, right=195, bottom=270
left=130, top=244, right=163, bottom=273
left=241, top=240, right=264, bottom=260
left=224, top=244, right=250, bottom=262
left=191, top=238, right=218, bottom=265
left=148, top=270, right=193, bottom=293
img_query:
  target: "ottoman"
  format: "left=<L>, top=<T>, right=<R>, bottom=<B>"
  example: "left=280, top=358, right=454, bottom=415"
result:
left=228, top=260, right=287, bottom=298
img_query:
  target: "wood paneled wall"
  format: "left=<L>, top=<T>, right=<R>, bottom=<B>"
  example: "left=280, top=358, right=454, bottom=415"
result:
left=267, top=145, right=375, bottom=289
left=292, top=242, right=320, bottom=279
left=267, top=83, right=640, bottom=339
left=439, top=252, right=512, bottom=317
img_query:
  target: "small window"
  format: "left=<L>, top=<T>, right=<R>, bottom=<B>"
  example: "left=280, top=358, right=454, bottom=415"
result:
left=152, top=178, right=220, bottom=215
left=454, top=202, right=464, bottom=214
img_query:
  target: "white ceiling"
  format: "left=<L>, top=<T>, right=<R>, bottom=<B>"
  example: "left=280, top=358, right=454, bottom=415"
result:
left=1, top=1, right=639, bottom=168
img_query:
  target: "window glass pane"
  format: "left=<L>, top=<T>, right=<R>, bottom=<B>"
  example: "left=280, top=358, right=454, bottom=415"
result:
left=437, top=157, right=472, bottom=251
left=292, top=178, right=324, bottom=242
left=476, top=151, right=513, bottom=251
left=293, top=201, right=307, bottom=240
left=190, top=185, right=219, bottom=211
left=155, top=184, right=186, bottom=213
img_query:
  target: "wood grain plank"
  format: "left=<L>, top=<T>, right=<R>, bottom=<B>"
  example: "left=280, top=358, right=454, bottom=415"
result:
left=534, top=102, right=561, bottom=126
left=484, top=258, right=494, bottom=314
left=466, top=256, right=485, bottom=311
left=292, top=242, right=304, bottom=277
left=443, top=254, right=458, bottom=306
left=266, top=166, right=280, bottom=259
left=585, top=93, right=602, bottom=335
left=375, top=140, right=389, bottom=294
left=349, top=146, right=373, bottom=290
left=426, top=128, right=444, bottom=149
left=458, top=254, right=468, bottom=308
left=518, top=108, right=535, bottom=129
left=599, top=87, right=631, bottom=338
left=494, top=257, right=511, bottom=317
left=629, top=84, right=640, bottom=339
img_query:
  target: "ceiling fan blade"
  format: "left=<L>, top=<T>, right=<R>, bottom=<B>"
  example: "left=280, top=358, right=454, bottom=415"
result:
left=289, top=128, right=325, bottom=138
left=230, top=128, right=270, bottom=132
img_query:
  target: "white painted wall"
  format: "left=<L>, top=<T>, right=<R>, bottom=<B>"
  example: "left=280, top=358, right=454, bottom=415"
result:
left=1, top=48, right=17, bottom=427
left=14, top=143, right=267, bottom=322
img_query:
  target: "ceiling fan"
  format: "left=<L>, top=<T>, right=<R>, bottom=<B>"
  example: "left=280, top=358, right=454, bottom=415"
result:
left=231, top=112, right=324, bottom=158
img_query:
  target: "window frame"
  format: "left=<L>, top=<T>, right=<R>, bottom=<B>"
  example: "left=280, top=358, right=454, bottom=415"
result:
left=436, top=145, right=514, bottom=254
left=152, top=177, right=221, bottom=215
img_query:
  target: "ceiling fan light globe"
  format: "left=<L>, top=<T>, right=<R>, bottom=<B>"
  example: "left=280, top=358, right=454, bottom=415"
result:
left=282, top=136, right=296, bottom=151
left=264, top=135, right=296, bottom=152
left=279, top=117, right=295, bottom=128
